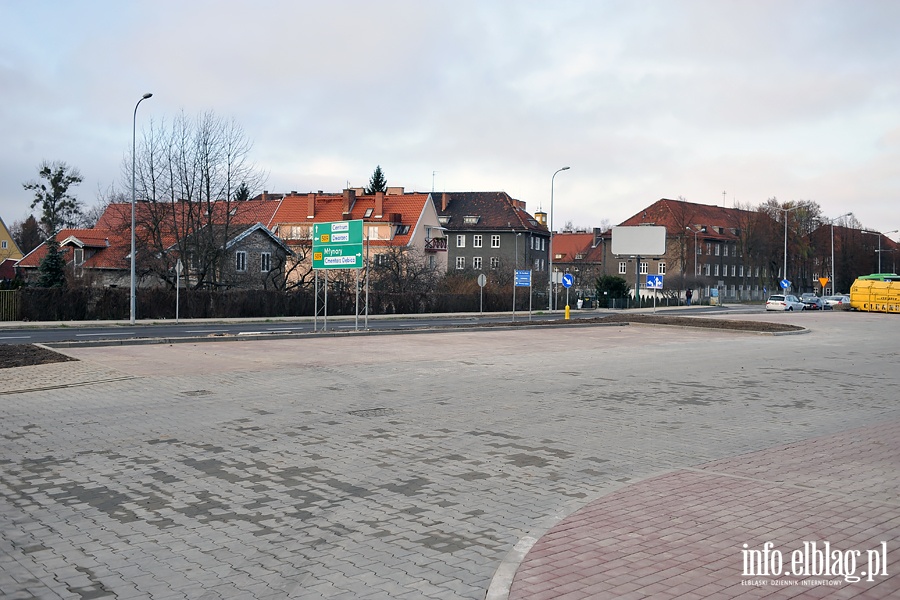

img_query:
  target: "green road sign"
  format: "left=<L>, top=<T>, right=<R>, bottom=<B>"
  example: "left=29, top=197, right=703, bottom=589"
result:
left=312, top=220, right=364, bottom=269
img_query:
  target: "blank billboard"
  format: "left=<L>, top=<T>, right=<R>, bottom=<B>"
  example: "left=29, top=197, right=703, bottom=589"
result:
left=611, top=226, right=666, bottom=256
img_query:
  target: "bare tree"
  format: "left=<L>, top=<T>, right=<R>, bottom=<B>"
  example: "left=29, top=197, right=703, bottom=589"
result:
left=126, top=111, right=267, bottom=289
left=22, top=160, right=83, bottom=237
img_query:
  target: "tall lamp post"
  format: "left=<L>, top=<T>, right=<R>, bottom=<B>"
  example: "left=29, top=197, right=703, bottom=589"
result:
left=548, top=166, right=570, bottom=311
left=685, top=225, right=706, bottom=300
left=828, top=212, right=852, bottom=295
left=130, top=92, right=153, bottom=325
left=778, top=204, right=802, bottom=291
left=862, top=229, right=899, bottom=273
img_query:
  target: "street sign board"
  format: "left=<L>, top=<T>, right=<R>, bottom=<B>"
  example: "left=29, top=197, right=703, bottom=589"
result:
left=561, top=273, right=574, bottom=288
left=780, top=279, right=791, bottom=289
left=611, top=226, right=667, bottom=256
left=819, top=277, right=829, bottom=290
left=477, top=274, right=487, bottom=287
left=646, top=274, right=663, bottom=289
left=312, top=220, right=364, bottom=269
left=515, top=270, right=531, bottom=287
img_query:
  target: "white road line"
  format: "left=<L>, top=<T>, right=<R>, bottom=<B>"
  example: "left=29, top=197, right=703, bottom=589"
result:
left=76, top=332, right=136, bottom=337
left=185, top=329, right=228, bottom=333
left=0, top=335, right=32, bottom=340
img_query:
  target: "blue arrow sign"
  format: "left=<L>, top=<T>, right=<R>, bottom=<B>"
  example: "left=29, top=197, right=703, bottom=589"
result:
left=780, top=279, right=791, bottom=289
left=561, top=273, right=574, bottom=288
left=646, top=275, right=664, bottom=289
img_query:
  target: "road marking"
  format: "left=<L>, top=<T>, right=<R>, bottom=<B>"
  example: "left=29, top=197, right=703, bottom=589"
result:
left=185, top=329, right=228, bottom=333
left=76, top=332, right=136, bottom=337
left=266, top=328, right=303, bottom=332
left=0, top=335, right=32, bottom=340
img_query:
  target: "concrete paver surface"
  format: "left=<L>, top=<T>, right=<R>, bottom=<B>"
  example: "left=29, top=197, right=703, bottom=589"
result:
left=0, top=311, right=897, bottom=599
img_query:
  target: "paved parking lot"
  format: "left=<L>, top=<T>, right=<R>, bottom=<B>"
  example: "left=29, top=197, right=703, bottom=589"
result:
left=1, top=311, right=898, bottom=599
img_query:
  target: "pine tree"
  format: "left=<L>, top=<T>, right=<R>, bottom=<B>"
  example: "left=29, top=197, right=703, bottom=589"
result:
left=23, top=161, right=84, bottom=238
left=365, top=165, right=388, bottom=194
left=37, top=236, right=67, bottom=288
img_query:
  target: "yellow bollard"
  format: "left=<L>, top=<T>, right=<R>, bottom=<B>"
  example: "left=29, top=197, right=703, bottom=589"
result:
left=565, top=305, right=570, bottom=320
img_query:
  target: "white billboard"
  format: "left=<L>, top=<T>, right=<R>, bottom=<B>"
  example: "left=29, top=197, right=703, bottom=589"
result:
left=611, top=226, right=667, bottom=256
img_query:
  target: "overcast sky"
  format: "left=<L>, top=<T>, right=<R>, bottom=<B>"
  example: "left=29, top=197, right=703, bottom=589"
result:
left=2, top=0, right=899, bottom=237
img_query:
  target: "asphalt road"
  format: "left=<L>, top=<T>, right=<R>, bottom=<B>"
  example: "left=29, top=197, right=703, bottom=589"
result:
left=0, top=305, right=754, bottom=345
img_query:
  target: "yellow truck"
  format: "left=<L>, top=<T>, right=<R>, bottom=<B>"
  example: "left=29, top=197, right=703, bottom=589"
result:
left=849, top=274, right=900, bottom=313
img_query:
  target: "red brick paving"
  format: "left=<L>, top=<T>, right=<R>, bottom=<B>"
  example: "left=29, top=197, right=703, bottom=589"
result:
left=506, top=421, right=900, bottom=599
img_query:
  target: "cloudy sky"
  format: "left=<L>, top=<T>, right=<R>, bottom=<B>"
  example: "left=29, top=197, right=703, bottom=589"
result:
left=2, top=0, right=899, bottom=236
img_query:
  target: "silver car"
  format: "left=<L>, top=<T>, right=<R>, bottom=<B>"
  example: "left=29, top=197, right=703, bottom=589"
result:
left=823, top=294, right=850, bottom=306
left=766, top=294, right=805, bottom=311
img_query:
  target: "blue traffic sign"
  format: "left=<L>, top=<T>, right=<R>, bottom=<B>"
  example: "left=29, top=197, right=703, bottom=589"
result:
left=646, top=274, right=664, bottom=290
left=515, top=270, right=532, bottom=287
left=780, top=279, right=791, bottom=289
left=561, top=273, right=574, bottom=288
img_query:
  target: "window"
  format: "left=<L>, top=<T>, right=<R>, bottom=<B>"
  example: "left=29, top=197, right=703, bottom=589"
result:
left=491, top=235, right=500, bottom=248
left=428, top=255, right=435, bottom=268
left=639, top=262, right=648, bottom=275
left=473, top=257, right=482, bottom=270
left=473, top=234, right=483, bottom=248
left=541, top=238, right=546, bottom=251
left=704, top=263, right=711, bottom=276
left=0, top=241, right=6, bottom=249
left=696, top=244, right=701, bottom=255
left=260, top=252, right=271, bottom=273
left=731, top=265, right=736, bottom=277
left=658, top=262, right=666, bottom=275
left=364, top=207, right=373, bottom=218
left=463, top=215, right=480, bottom=225
left=706, top=242, right=711, bottom=255
left=619, top=261, right=627, bottom=275
left=73, top=248, right=84, bottom=266
left=723, top=244, right=728, bottom=257
left=395, top=224, right=410, bottom=235
left=715, top=244, right=721, bottom=256
left=456, top=256, right=465, bottom=270
left=374, top=254, right=388, bottom=266
left=490, top=257, right=500, bottom=269
left=555, top=253, right=564, bottom=260
left=235, top=251, right=247, bottom=272
left=456, top=234, right=465, bottom=248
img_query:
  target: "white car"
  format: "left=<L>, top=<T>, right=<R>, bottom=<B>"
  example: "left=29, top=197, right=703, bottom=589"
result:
left=765, top=294, right=805, bottom=311
left=823, top=294, right=850, bottom=307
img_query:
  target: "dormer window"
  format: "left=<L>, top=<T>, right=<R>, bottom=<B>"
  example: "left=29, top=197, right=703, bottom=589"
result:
left=463, top=215, right=480, bottom=225
left=364, top=208, right=374, bottom=218
left=438, top=216, right=450, bottom=225
left=395, top=225, right=410, bottom=235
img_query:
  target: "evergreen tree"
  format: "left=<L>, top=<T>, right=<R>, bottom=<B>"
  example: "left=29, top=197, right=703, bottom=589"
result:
left=37, top=236, right=67, bottom=288
left=365, top=165, right=388, bottom=194
left=595, top=274, right=629, bottom=299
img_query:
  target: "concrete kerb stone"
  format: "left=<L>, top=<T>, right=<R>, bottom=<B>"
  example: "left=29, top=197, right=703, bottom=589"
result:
left=620, top=320, right=810, bottom=337
left=484, top=470, right=673, bottom=600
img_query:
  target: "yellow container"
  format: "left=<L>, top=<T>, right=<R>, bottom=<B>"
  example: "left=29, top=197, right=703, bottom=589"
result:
left=850, top=278, right=900, bottom=313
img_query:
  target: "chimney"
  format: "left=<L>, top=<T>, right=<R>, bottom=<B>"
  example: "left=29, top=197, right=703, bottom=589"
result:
left=261, top=190, right=269, bottom=201
left=307, top=193, right=316, bottom=219
left=441, top=192, right=450, bottom=212
left=386, top=186, right=404, bottom=195
left=342, top=188, right=356, bottom=219
left=592, top=227, right=603, bottom=248
left=375, top=191, right=384, bottom=218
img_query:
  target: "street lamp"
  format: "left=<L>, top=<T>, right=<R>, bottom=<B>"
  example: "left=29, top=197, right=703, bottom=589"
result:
left=548, top=166, right=570, bottom=311
left=828, top=212, right=852, bottom=295
left=778, top=204, right=802, bottom=291
left=862, top=229, right=899, bottom=273
left=685, top=225, right=706, bottom=301
left=131, top=92, right=153, bottom=325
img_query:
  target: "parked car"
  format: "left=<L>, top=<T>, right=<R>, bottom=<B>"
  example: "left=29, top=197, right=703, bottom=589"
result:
left=823, top=294, right=850, bottom=306
left=800, top=292, right=818, bottom=301
left=766, top=294, right=805, bottom=311
left=801, top=297, right=833, bottom=310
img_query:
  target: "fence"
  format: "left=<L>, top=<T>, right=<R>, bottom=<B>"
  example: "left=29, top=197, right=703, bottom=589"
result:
left=0, top=290, right=21, bottom=321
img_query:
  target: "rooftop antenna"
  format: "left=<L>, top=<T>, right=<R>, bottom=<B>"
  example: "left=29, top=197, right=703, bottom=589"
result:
left=432, top=170, right=438, bottom=193
left=722, top=190, right=727, bottom=207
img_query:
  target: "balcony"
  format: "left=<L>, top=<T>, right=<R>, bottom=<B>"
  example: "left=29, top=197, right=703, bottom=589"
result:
left=424, top=237, right=448, bottom=252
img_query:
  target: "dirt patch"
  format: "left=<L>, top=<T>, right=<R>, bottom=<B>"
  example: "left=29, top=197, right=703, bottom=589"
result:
left=0, top=344, right=78, bottom=369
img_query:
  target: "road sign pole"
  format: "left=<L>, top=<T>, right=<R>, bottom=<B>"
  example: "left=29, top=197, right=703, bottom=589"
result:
left=512, top=271, right=516, bottom=322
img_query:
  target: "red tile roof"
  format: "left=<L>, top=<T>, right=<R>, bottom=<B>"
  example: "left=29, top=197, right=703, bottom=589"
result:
left=619, top=199, right=761, bottom=240
left=268, top=191, right=434, bottom=248
left=16, top=228, right=129, bottom=270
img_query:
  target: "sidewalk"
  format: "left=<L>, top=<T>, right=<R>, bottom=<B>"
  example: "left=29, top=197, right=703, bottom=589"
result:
left=491, top=420, right=900, bottom=599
